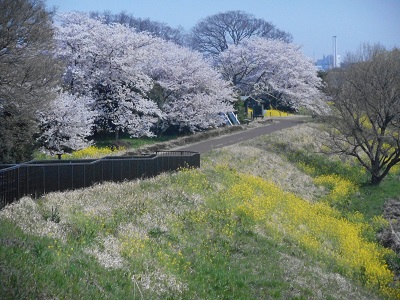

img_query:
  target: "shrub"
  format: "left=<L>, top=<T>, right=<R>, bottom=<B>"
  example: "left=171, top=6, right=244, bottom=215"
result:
left=65, top=146, right=125, bottom=159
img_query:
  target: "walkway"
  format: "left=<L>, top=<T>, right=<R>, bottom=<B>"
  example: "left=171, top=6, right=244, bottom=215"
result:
left=175, top=117, right=309, bottom=154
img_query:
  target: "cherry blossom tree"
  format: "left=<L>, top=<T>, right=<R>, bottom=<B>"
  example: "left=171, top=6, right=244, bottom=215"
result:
left=56, top=13, right=236, bottom=136
left=143, top=41, right=235, bottom=132
left=216, top=37, right=327, bottom=112
left=37, top=92, right=97, bottom=155
left=56, top=13, right=162, bottom=138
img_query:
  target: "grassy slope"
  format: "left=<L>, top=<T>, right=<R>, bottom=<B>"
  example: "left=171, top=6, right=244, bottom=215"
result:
left=1, top=122, right=399, bottom=299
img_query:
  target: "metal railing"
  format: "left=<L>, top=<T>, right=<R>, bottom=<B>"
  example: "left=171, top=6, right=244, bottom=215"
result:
left=0, top=151, right=200, bottom=209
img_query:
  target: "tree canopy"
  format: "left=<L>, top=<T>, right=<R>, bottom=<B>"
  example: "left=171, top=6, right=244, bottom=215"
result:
left=88, top=10, right=187, bottom=46
left=56, top=13, right=234, bottom=140
left=216, top=37, right=326, bottom=112
left=189, top=10, right=292, bottom=57
left=57, top=12, right=162, bottom=139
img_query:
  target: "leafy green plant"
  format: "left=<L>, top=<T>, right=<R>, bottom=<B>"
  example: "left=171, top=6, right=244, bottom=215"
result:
left=45, top=206, right=61, bottom=223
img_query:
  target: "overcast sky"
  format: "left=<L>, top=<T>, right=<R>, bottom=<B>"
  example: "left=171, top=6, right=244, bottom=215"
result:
left=46, top=0, right=400, bottom=60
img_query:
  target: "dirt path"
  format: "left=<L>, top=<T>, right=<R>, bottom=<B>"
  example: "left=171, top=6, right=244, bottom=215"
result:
left=174, top=116, right=309, bottom=154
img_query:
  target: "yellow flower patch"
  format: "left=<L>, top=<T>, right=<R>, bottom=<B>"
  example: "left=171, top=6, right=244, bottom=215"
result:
left=265, top=109, right=292, bottom=117
left=197, top=167, right=398, bottom=298
left=66, top=146, right=125, bottom=159
left=314, top=174, right=358, bottom=205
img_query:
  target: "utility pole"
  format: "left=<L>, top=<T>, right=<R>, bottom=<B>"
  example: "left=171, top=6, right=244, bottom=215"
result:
left=333, top=35, right=337, bottom=68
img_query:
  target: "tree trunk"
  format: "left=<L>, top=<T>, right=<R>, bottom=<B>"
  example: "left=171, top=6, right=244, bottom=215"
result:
left=115, top=129, right=119, bottom=141
left=370, top=174, right=383, bottom=186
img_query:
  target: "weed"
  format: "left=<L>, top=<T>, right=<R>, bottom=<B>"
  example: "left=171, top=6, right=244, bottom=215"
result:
left=44, top=206, right=61, bottom=223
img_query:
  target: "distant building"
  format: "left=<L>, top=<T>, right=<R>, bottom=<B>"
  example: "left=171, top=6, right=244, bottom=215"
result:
left=336, top=54, right=341, bottom=67
left=315, top=54, right=341, bottom=71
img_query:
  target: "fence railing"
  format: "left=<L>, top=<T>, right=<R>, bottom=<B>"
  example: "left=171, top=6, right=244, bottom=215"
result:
left=0, top=151, right=200, bottom=210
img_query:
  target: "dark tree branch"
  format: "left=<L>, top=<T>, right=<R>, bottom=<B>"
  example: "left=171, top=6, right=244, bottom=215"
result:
left=324, top=45, right=400, bottom=185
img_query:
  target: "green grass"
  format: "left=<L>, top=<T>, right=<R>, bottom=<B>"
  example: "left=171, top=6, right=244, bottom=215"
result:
left=268, top=141, right=400, bottom=221
left=1, top=122, right=399, bottom=299
left=350, top=172, right=400, bottom=220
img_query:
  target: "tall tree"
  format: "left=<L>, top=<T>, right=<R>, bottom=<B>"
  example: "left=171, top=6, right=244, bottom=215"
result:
left=216, top=37, right=326, bottom=112
left=189, top=10, right=292, bottom=57
left=323, top=45, right=400, bottom=185
left=144, top=40, right=235, bottom=133
left=57, top=13, right=235, bottom=136
left=56, top=13, right=162, bottom=139
left=0, top=0, right=61, bottom=163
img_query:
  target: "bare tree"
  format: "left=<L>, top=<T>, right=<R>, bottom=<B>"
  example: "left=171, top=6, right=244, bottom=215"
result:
left=189, top=10, right=292, bottom=57
left=323, top=45, right=400, bottom=185
left=0, top=0, right=61, bottom=163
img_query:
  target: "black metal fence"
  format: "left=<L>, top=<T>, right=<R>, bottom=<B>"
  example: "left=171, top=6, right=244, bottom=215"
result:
left=0, top=151, right=200, bottom=209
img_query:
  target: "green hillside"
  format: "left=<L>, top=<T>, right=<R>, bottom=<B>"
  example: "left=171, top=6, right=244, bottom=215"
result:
left=1, top=122, right=399, bottom=299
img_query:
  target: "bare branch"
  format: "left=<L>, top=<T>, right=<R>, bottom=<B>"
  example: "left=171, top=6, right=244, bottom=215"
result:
left=323, top=45, right=400, bottom=185
left=189, top=10, right=292, bottom=57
